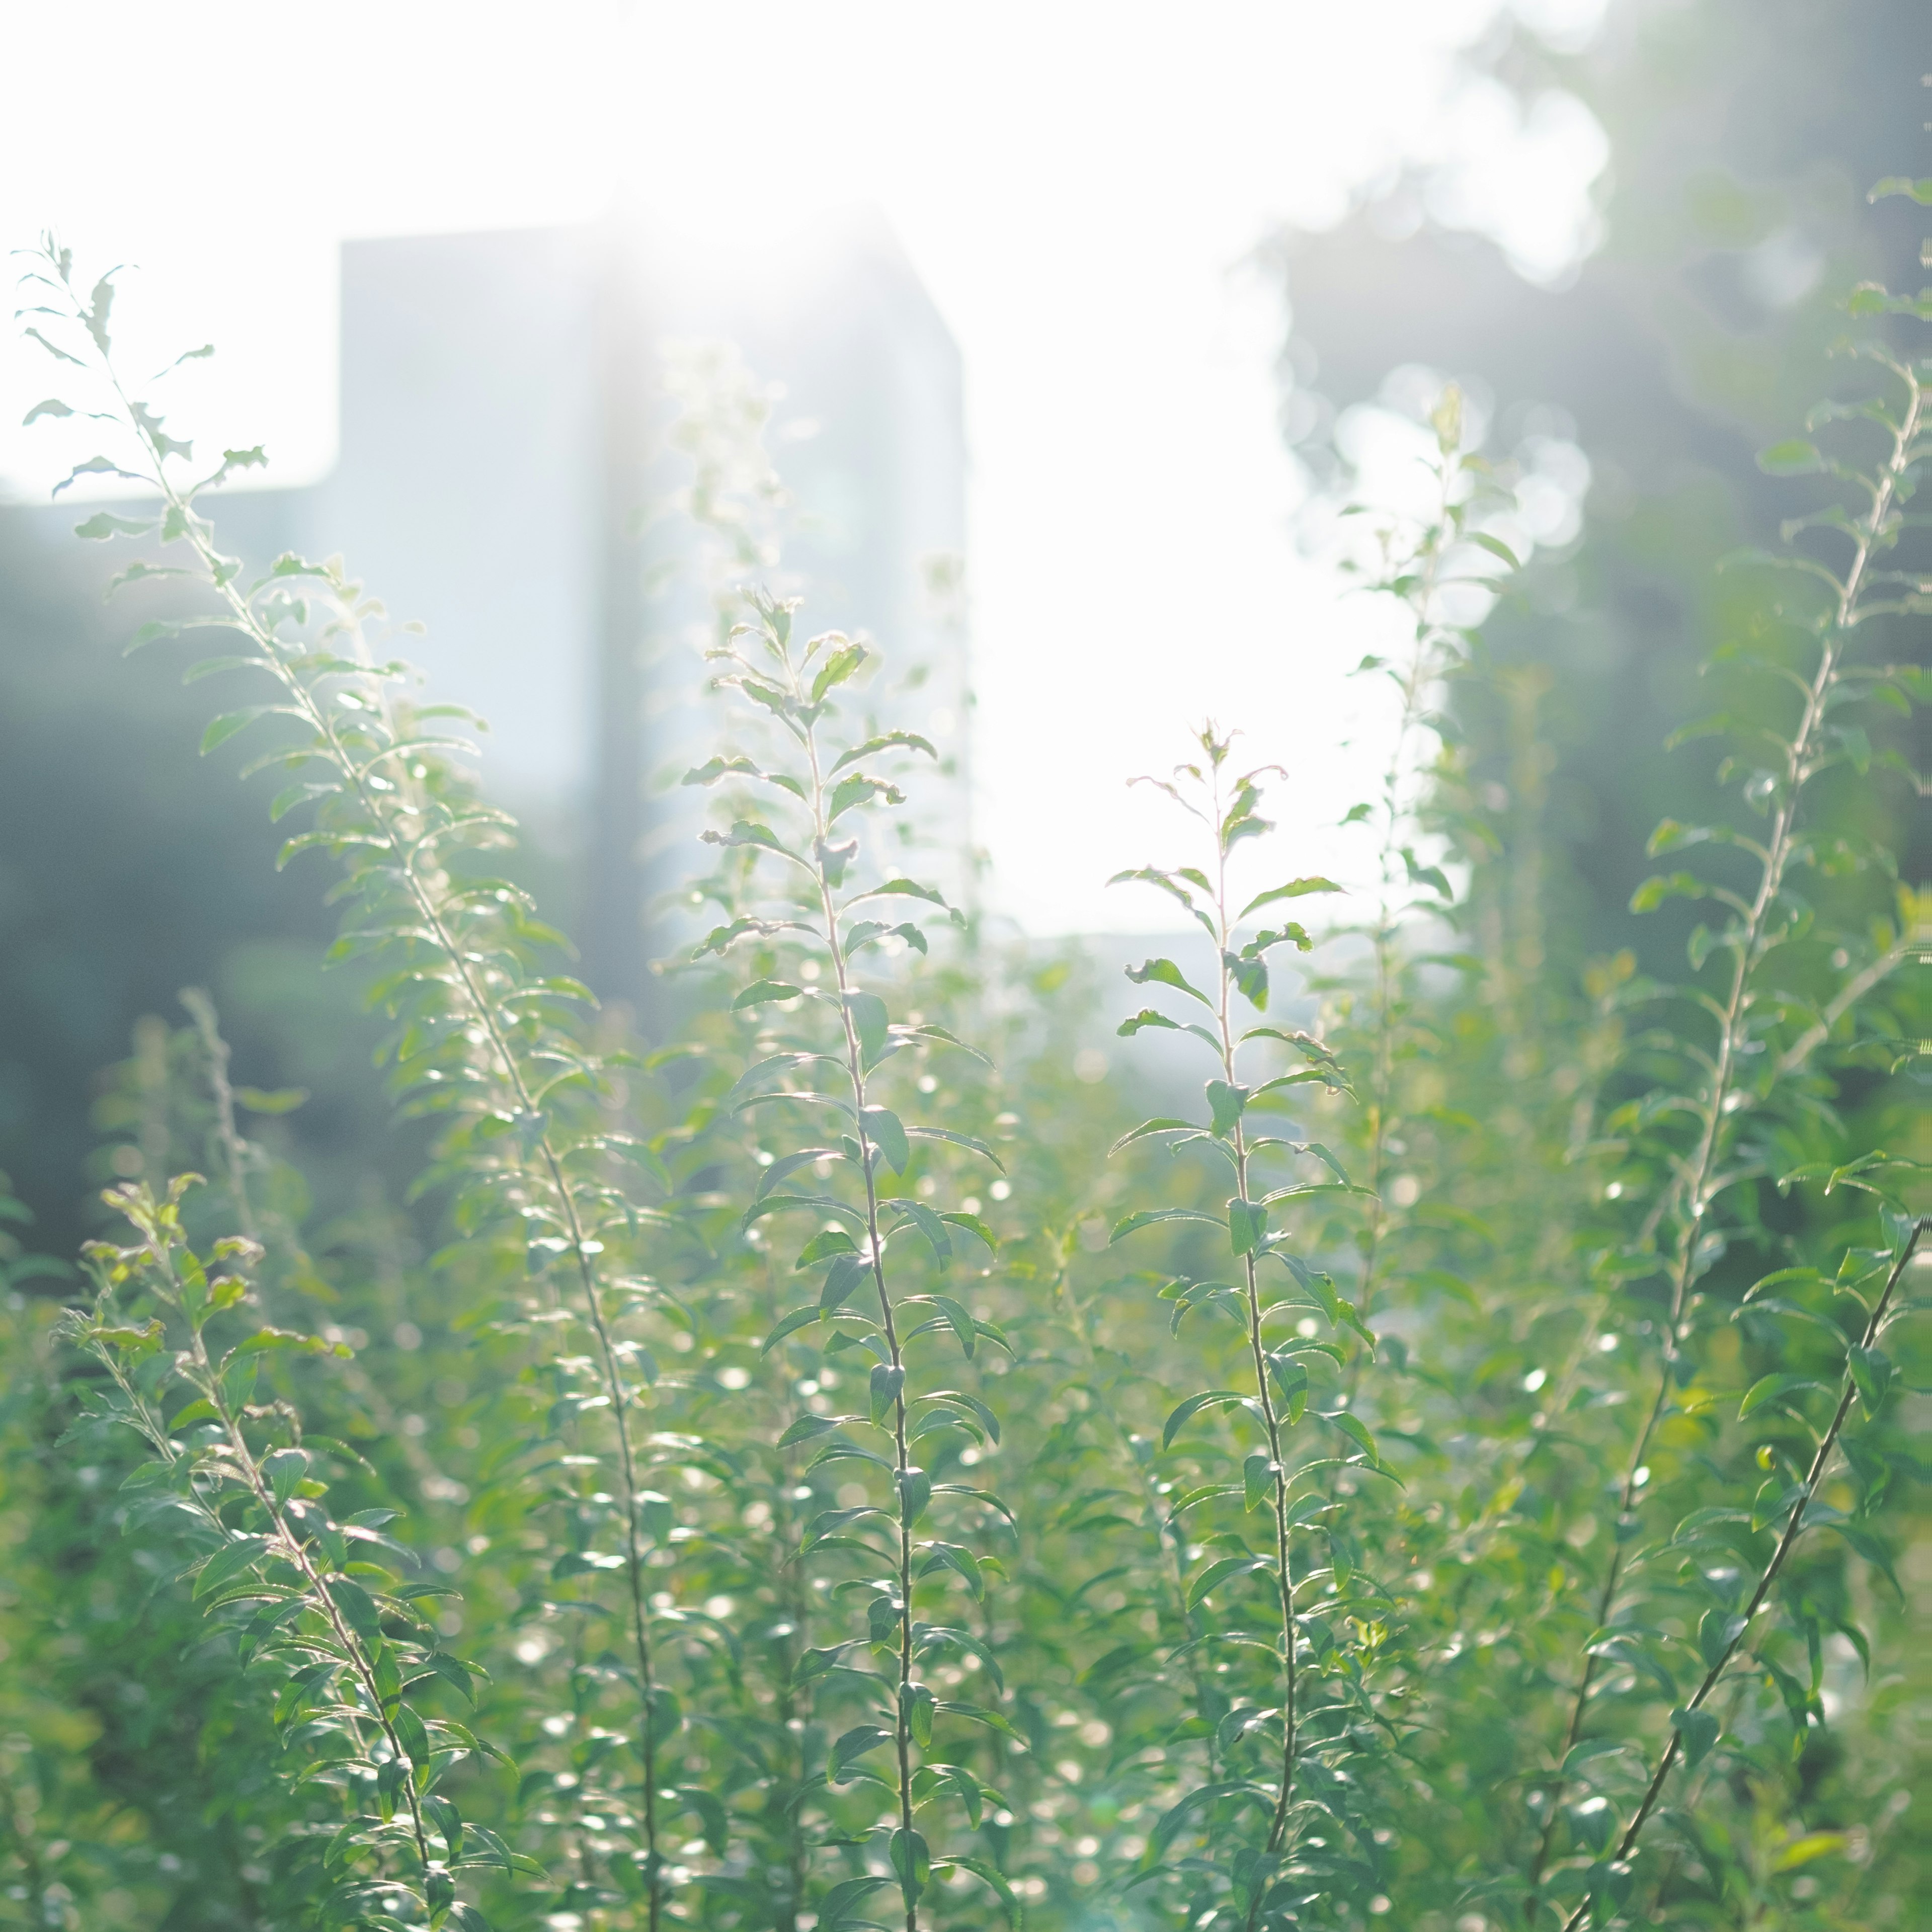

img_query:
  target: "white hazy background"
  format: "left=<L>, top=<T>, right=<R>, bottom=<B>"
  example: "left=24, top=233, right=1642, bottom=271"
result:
left=0, top=0, right=1611, bottom=933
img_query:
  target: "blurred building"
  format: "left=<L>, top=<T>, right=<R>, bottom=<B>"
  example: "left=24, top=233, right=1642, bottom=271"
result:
left=318, top=212, right=970, bottom=1004
left=18, top=209, right=971, bottom=1011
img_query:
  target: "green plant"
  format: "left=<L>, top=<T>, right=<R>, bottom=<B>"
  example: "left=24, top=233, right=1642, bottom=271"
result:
left=684, top=589, right=1016, bottom=1928
left=1106, top=734, right=1390, bottom=1928
left=68, top=1177, right=526, bottom=1931
left=2, top=139, right=1923, bottom=1932
left=1518, top=203, right=1928, bottom=1932
left=17, top=234, right=697, bottom=1927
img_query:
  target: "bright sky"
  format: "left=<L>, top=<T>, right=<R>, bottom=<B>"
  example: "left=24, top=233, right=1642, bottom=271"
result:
left=0, top=0, right=1610, bottom=933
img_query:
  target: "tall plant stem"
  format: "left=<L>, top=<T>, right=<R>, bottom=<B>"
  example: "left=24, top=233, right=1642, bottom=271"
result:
left=132, top=1214, right=433, bottom=1872
left=1352, top=448, right=1456, bottom=1363
left=793, top=673, right=920, bottom=1932
left=89, top=333, right=667, bottom=1926
left=1527, top=364, right=1922, bottom=1922
left=1204, top=771, right=1299, bottom=1927
left=1552, top=1220, right=1925, bottom=1932
left=180, top=987, right=258, bottom=1240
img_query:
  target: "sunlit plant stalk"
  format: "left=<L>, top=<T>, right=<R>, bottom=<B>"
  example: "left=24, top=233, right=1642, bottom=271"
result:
left=70, top=1177, right=526, bottom=1931
left=1555, top=1216, right=1924, bottom=1932
left=690, top=590, right=1012, bottom=1929
left=1109, top=728, right=1376, bottom=1928
left=1530, top=257, right=1927, bottom=1930
left=18, top=239, right=676, bottom=1926
left=1335, top=383, right=1522, bottom=1365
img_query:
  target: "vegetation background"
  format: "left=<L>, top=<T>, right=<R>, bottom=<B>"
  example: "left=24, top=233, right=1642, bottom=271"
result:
left=1, top=5, right=1924, bottom=1932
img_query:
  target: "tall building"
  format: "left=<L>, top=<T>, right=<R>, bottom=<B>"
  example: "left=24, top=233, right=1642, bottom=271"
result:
left=19, top=209, right=971, bottom=1012
left=322, top=209, right=969, bottom=1003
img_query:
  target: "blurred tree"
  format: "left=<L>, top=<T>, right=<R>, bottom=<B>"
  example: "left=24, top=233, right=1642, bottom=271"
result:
left=0, top=518, right=388, bottom=1256
left=1269, top=0, right=1926, bottom=970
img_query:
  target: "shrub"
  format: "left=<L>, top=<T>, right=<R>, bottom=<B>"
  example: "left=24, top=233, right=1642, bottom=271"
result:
left=1, top=163, right=1922, bottom=1932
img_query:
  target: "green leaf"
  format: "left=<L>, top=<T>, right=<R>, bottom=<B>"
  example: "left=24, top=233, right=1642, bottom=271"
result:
left=1243, top=1452, right=1279, bottom=1512
left=936, top=1854, right=1021, bottom=1927
left=776, top=1414, right=847, bottom=1450
left=832, top=730, right=938, bottom=772
left=1162, top=1389, right=1251, bottom=1450
left=73, top=510, right=155, bottom=540
left=1148, top=1780, right=1264, bottom=1857
left=1225, top=950, right=1268, bottom=1009
left=1758, top=439, right=1827, bottom=476
left=811, top=640, right=869, bottom=701
left=329, top=1576, right=382, bottom=1642
left=870, top=1363, right=906, bottom=1427
left=847, top=877, right=951, bottom=913
left=846, top=989, right=890, bottom=1064
left=889, top=1827, right=931, bottom=1905
left=263, top=1446, right=309, bottom=1509
left=1401, top=849, right=1452, bottom=899
left=1118, top=1006, right=1222, bottom=1050
left=734, top=978, right=802, bottom=1010
left=1739, top=1372, right=1822, bottom=1419
left=917, top=1388, right=1001, bottom=1445
left=1228, top=1196, right=1267, bottom=1256
left=761, top=1304, right=823, bottom=1353
left=200, top=708, right=278, bottom=755
left=1264, top=1352, right=1309, bottom=1421
left=1205, top=1081, right=1248, bottom=1138
left=820, top=1876, right=894, bottom=1926
left=1672, top=1705, right=1720, bottom=1770
left=1110, top=1206, right=1221, bottom=1243
left=925, top=1294, right=975, bottom=1357
left=937, top=1212, right=997, bottom=1254
left=1698, top=1608, right=1748, bottom=1671
left=1240, top=877, right=1343, bottom=917
left=1187, top=1553, right=1273, bottom=1609
left=898, top=1466, right=932, bottom=1527
left=1869, top=175, right=1932, bottom=205
left=1847, top=1344, right=1893, bottom=1414
left=233, top=1086, right=307, bottom=1115
left=193, top=1536, right=270, bottom=1600
left=1826, top=1522, right=1901, bottom=1597
left=1125, top=956, right=1216, bottom=1010
left=829, top=772, right=900, bottom=823
left=860, top=1105, right=910, bottom=1174
left=920, top=1541, right=986, bottom=1599
left=1465, top=530, right=1521, bottom=570
left=1770, top=1830, right=1852, bottom=1872
left=819, top=1253, right=872, bottom=1314
left=903, top=1124, right=1004, bottom=1171
left=1109, top=1116, right=1194, bottom=1154
left=1322, top=1408, right=1396, bottom=1480
left=829, top=1725, right=893, bottom=1784
left=797, top=1228, right=859, bottom=1267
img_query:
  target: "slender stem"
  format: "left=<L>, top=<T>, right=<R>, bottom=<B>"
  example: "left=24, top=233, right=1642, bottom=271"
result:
left=142, top=1219, right=433, bottom=1872
left=793, top=661, right=920, bottom=1932
left=1206, top=769, right=1298, bottom=1932
left=1349, top=450, right=1457, bottom=1391
left=89, top=327, right=667, bottom=1926
left=181, top=987, right=258, bottom=1240
left=1530, top=372, right=1920, bottom=1922
left=1554, top=1221, right=1925, bottom=1932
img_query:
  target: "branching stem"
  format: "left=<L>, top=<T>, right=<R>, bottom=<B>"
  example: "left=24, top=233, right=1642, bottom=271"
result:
left=1528, top=356, right=1922, bottom=1924
left=1553, top=1220, right=1925, bottom=1932
left=790, top=655, right=921, bottom=1932
left=71, top=294, right=667, bottom=1928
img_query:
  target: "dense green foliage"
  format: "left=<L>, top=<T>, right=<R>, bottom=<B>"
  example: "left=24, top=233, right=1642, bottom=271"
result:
left=1, top=141, right=1924, bottom=1932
